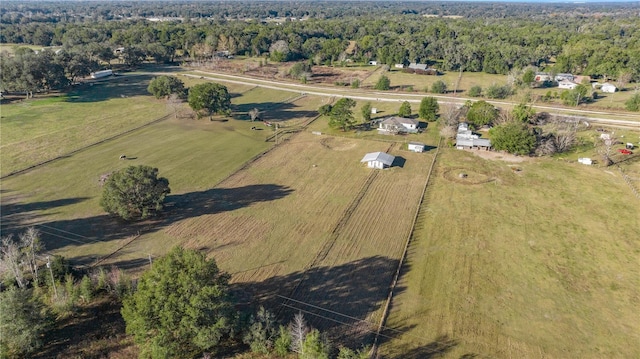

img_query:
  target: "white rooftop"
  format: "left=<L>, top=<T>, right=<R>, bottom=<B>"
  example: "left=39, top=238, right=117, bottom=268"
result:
left=360, top=152, right=395, bottom=166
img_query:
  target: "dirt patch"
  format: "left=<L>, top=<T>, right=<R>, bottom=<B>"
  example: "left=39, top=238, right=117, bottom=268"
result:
left=467, top=149, right=529, bottom=163
left=442, top=167, right=496, bottom=185
left=320, top=137, right=357, bottom=151
left=309, top=66, right=370, bottom=85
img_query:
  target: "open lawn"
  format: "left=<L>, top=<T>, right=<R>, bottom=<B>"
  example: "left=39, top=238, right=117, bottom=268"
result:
left=380, top=149, right=640, bottom=358
left=0, top=74, right=170, bottom=177
left=0, top=86, right=324, bottom=262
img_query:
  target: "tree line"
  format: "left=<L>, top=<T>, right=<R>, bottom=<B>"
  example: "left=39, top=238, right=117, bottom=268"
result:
left=3, top=1, right=637, bottom=25
left=1, top=2, right=639, bottom=92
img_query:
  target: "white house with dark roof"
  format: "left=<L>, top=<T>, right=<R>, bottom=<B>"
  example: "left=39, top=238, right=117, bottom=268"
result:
left=361, top=152, right=395, bottom=169
left=378, top=116, right=419, bottom=134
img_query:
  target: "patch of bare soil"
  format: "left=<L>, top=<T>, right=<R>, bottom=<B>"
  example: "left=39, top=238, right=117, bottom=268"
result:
left=320, top=137, right=357, bottom=151
left=309, top=66, right=369, bottom=85
left=466, top=149, right=530, bottom=163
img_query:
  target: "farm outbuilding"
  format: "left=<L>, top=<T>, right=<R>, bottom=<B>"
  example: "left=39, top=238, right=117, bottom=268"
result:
left=408, top=142, right=426, bottom=152
left=455, top=122, right=491, bottom=150
left=361, top=152, right=395, bottom=169
left=601, top=83, right=617, bottom=93
left=91, top=69, right=113, bottom=79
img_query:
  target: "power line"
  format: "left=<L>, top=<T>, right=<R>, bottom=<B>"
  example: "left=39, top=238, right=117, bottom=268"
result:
left=36, top=228, right=93, bottom=246
left=279, top=302, right=397, bottom=342
left=277, top=295, right=425, bottom=342
left=36, top=223, right=101, bottom=243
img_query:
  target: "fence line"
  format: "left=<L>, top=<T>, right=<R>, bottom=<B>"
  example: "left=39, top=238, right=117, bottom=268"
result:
left=1, top=113, right=175, bottom=179
left=616, top=165, right=640, bottom=199
left=370, top=136, right=443, bottom=358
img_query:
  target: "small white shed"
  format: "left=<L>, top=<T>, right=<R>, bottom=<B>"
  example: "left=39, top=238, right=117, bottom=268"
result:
left=408, top=142, right=425, bottom=153
left=578, top=158, right=592, bottom=165
left=601, top=83, right=617, bottom=93
left=361, top=152, right=395, bottom=169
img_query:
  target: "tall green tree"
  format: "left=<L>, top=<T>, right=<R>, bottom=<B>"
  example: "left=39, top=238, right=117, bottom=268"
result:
left=242, top=307, right=277, bottom=354
left=329, top=98, right=357, bottom=131
left=522, top=69, right=535, bottom=85
left=0, top=288, right=51, bottom=358
left=512, top=103, right=536, bottom=123
left=361, top=102, right=372, bottom=122
left=374, top=75, right=390, bottom=90
left=419, top=97, right=439, bottom=121
left=148, top=75, right=186, bottom=99
left=489, top=122, right=536, bottom=155
left=398, top=101, right=412, bottom=117
left=301, top=329, right=330, bottom=359
left=100, top=165, right=170, bottom=221
left=188, top=82, right=231, bottom=118
left=466, top=101, right=498, bottom=128
left=560, top=84, right=588, bottom=107
left=121, top=247, right=234, bottom=359
left=318, top=104, right=333, bottom=116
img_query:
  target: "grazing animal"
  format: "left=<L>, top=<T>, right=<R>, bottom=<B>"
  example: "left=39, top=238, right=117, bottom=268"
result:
left=119, top=154, right=126, bottom=160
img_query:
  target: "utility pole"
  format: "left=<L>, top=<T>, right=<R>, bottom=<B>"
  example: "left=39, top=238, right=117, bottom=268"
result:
left=46, top=256, right=58, bottom=299
left=148, top=254, right=153, bottom=268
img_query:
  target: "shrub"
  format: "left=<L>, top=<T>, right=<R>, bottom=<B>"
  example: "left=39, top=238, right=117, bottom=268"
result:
left=489, top=122, right=536, bottom=155
left=419, top=97, right=439, bottom=121
left=398, top=101, right=412, bottom=117
left=431, top=80, right=447, bottom=94
left=625, top=93, right=640, bottom=111
left=485, top=84, right=513, bottom=99
left=374, top=75, right=390, bottom=90
left=468, top=85, right=482, bottom=97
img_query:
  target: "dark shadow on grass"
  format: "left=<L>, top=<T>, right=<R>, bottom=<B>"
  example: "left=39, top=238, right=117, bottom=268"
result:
left=34, top=297, right=128, bottom=359
left=233, top=100, right=317, bottom=122
left=0, top=196, right=89, bottom=237
left=67, top=74, right=154, bottom=103
left=22, top=184, right=293, bottom=253
left=392, top=156, right=406, bottom=168
left=380, top=334, right=458, bottom=359
left=232, top=255, right=404, bottom=348
left=232, top=101, right=296, bottom=115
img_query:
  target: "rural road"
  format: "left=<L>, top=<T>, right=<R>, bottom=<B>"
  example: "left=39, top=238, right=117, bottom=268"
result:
left=178, top=69, right=640, bottom=129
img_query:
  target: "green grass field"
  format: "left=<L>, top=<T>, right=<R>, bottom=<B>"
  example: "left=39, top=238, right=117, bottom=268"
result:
left=380, top=149, right=640, bottom=358
left=2, top=66, right=639, bottom=358
left=0, top=75, right=170, bottom=177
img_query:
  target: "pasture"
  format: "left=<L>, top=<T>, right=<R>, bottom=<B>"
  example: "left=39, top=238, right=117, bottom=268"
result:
left=380, top=149, right=640, bottom=358
left=3, top=65, right=639, bottom=358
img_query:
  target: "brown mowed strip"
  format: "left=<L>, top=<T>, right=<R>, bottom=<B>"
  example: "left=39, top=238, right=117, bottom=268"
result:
left=160, top=132, right=434, bottom=344
left=284, top=148, right=434, bottom=344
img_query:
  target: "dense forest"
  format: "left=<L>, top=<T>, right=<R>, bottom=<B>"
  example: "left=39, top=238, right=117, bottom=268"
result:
left=1, top=1, right=640, bottom=94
